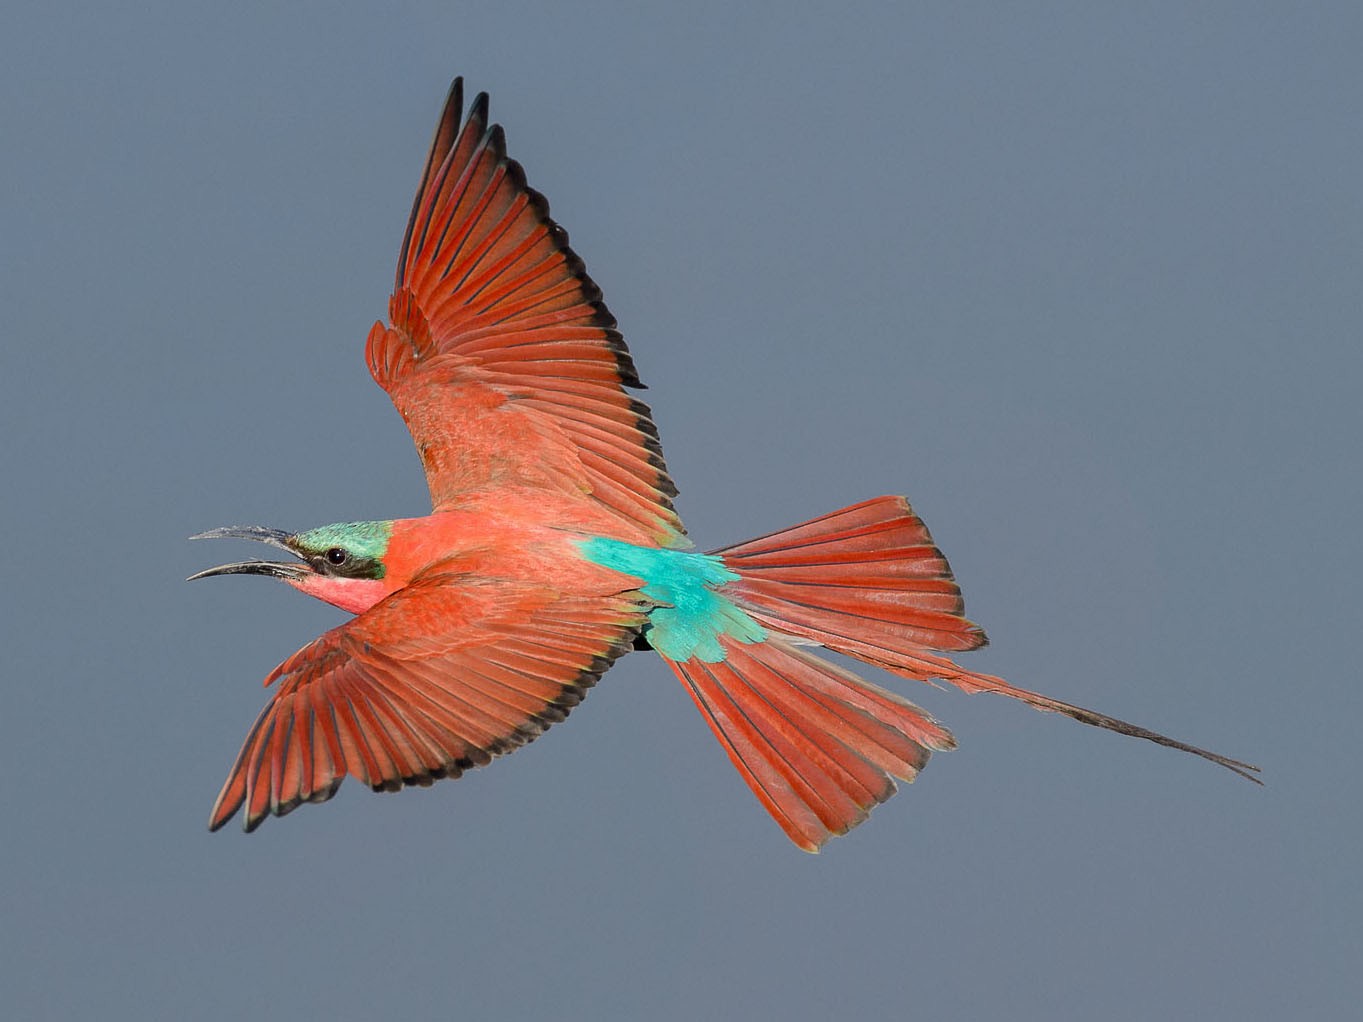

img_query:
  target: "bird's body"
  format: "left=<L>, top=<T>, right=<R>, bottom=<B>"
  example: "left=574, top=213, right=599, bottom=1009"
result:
left=278, top=508, right=639, bottom=614
left=193, top=78, right=1258, bottom=851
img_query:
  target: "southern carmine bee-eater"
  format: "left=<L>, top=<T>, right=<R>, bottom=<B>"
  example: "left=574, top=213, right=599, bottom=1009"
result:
left=192, top=78, right=1259, bottom=852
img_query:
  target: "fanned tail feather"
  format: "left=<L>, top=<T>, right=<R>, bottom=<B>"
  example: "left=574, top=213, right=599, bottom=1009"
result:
left=713, top=496, right=1261, bottom=786
left=666, top=635, right=955, bottom=852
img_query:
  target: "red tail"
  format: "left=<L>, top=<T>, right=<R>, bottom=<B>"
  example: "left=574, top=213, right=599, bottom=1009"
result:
left=664, top=496, right=1259, bottom=850
left=669, top=635, right=955, bottom=852
left=717, top=496, right=1261, bottom=786
left=716, top=495, right=989, bottom=659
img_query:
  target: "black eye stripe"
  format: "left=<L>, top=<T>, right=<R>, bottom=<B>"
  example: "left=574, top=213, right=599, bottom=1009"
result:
left=304, top=546, right=384, bottom=581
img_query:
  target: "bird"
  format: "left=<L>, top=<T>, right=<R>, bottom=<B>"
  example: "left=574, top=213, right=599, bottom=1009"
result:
left=191, top=77, right=1260, bottom=852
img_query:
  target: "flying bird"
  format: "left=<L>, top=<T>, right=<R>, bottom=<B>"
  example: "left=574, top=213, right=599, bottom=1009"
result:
left=192, top=78, right=1259, bottom=851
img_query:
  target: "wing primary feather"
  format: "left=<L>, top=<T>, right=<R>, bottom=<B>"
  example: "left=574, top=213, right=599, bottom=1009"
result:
left=327, top=683, right=378, bottom=789
left=399, top=78, right=465, bottom=291
left=336, top=674, right=409, bottom=791
left=243, top=714, right=278, bottom=830
left=421, top=132, right=510, bottom=294
left=311, top=683, right=346, bottom=792
left=407, top=125, right=499, bottom=297
left=406, top=90, right=495, bottom=292
left=268, top=708, right=295, bottom=814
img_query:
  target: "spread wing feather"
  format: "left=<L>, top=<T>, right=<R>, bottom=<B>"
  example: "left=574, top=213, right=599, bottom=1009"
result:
left=209, top=567, right=649, bottom=832
left=366, top=78, right=681, bottom=543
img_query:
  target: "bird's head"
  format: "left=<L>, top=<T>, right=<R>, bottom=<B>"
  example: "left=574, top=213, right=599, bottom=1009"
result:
left=189, top=520, right=395, bottom=615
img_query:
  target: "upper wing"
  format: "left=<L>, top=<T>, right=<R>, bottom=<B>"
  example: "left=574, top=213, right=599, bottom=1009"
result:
left=366, top=79, right=682, bottom=544
left=209, top=566, right=649, bottom=832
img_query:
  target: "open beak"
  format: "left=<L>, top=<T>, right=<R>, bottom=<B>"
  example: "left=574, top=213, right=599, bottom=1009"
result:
left=188, top=525, right=313, bottom=582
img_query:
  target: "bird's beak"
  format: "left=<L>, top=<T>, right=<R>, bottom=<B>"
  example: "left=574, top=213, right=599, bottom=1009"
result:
left=187, top=525, right=312, bottom=582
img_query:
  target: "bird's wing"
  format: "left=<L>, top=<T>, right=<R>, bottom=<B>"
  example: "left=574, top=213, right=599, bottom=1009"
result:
left=208, top=565, right=649, bottom=832
left=365, top=79, right=682, bottom=544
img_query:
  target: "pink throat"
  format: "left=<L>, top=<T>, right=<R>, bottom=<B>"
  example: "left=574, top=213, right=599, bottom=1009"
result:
left=286, top=573, right=390, bottom=615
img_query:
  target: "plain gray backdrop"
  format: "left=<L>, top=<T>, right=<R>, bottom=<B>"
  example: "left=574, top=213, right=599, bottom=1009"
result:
left=2, top=3, right=1357, bottom=1019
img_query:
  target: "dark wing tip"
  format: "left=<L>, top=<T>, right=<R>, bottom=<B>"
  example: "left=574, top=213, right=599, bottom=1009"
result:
left=484, top=120, right=506, bottom=160
left=396, top=79, right=467, bottom=285
left=443, top=77, right=465, bottom=125
left=469, top=89, right=490, bottom=128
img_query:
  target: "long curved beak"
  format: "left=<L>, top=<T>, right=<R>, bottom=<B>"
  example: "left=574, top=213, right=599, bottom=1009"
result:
left=188, top=525, right=312, bottom=582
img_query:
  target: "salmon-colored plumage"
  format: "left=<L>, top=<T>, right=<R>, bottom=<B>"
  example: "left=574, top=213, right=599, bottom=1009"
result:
left=196, top=78, right=1258, bottom=850
left=366, top=80, right=680, bottom=545
left=208, top=516, right=652, bottom=832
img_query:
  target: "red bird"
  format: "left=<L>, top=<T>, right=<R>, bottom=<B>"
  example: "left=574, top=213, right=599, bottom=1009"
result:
left=192, top=79, right=1259, bottom=851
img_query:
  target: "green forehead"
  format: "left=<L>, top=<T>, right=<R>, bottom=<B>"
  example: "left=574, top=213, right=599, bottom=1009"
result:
left=292, top=520, right=393, bottom=560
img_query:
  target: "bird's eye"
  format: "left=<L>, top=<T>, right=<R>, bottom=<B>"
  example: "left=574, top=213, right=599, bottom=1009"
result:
left=325, top=547, right=348, bottom=565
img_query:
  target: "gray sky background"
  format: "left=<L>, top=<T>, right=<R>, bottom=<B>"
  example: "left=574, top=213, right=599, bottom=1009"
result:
left=2, top=4, right=1357, bottom=1019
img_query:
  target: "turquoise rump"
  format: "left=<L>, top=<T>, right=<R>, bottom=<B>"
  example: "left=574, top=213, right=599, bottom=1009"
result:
left=577, top=537, right=766, bottom=662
